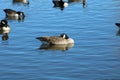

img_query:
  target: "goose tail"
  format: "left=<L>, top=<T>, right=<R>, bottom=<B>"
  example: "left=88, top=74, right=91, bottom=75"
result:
left=115, top=23, right=120, bottom=27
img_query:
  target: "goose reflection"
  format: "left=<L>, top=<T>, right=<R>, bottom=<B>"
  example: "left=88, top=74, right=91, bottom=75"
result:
left=68, top=0, right=87, bottom=8
left=13, top=0, right=29, bottom=5
left=39, top=43, right=74, bottom=51
left=2, top=33, right=9, bottom=41
left=116, top=29, right=120, bottom=36
left=5, top=16, right=25, bottom=22
left=0, top=30, right=10, bottom=41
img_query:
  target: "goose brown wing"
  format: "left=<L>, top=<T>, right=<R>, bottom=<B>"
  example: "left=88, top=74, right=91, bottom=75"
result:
left=4, top=9, right=17, bottom=14
left=36, top=36, right=50, bottom=42
left=36, top=36, right=65, bottom=44
left=48, top=36, right=65, bottom=44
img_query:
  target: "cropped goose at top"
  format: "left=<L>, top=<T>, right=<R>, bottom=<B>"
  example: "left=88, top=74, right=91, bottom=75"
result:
left=13, top=0, right=29, bottom=4
left=53, top=0, right=68, bottom=7
left=36, top=33, right=74, bottom=45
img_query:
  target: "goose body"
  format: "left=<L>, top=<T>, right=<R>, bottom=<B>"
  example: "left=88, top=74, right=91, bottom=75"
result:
left=36, top=33, right=74, bottom=45
left=3, top=9, right=25, bottom=19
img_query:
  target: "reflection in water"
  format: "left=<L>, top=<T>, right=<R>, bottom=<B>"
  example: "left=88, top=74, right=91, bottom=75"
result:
left=0, top=30, right=10, bottom=41
left=2, top=33, right=9, bottom=41
left=5, top=16, right=25, bottom=22
left=12, top=0, right=29, bottom=5
left=39, top=43, right=74, bottom=51
left=53, top=5, right=64, bottom=11
left=68, top=0, right=87, bottom=8
left=116, top=29, right=120, bottom=36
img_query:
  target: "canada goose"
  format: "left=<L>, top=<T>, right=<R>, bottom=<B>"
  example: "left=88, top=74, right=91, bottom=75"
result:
left=36, top=33, right=74, bottom=45
left=3, top=9, right=25, bottom=20
left=0, top=19, right=10, bottom=32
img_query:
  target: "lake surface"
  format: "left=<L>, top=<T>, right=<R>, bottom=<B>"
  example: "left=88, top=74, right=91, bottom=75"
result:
left=0, top=0, right=120, bottom=80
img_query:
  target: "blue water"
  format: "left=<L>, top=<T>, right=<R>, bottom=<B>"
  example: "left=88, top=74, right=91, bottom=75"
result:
left=0, top=0, right=120, bottom=80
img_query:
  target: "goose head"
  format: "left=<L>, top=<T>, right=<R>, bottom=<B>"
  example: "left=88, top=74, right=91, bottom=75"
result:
left=17, top=11, right=25, bottom=17
left=60, top=33, right=69, bottom=39
left=1, top=19, right=8, bottom=27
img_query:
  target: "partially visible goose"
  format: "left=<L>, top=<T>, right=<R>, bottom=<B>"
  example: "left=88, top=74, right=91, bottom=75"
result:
left=53, top=0, right=68, bottom=7
left=115, top=23, right=120, bottom=27
left=13, top=0, right=29, bottom=4
left=0, top=19, right=10, bottom=33
left=3, top=9, right=25, bottom=20
left=36, top=33, right=74, bottom=45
